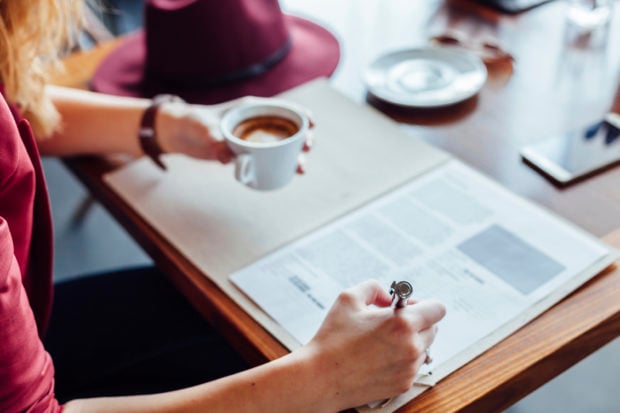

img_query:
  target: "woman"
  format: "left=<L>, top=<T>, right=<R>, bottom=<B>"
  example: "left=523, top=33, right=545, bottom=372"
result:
left=0, top=2, right=445, bottom=412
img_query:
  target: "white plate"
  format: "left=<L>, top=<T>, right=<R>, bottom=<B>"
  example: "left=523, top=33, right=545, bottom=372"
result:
left=364, top=47, right=487, bottom=108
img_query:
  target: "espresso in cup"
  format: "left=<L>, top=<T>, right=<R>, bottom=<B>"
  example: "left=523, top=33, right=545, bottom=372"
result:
left=232, top=115, right=300, bottom=143
left=221, top=101, right=309, bottom=190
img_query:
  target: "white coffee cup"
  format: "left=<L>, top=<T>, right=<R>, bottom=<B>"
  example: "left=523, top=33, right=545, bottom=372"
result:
left=221, top=101, right=310, bottom=190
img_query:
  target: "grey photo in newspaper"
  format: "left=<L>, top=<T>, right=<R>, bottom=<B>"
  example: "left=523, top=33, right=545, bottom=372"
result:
left=457, top=224, right=566, bottom=295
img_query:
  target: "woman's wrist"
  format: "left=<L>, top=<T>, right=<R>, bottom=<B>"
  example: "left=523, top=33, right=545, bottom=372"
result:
left=139, top=94, right=185, bottom=169
left=288, top=343, right=350, bottom=412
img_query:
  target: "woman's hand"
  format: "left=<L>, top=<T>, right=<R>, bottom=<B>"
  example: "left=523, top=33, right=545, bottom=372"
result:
left=155, top=100, right=235, bottom=163
left=155, top=97, right=314, bottom=171
left=300, top=280, right=446, bottom=411
left=61, top=277, right=443, bottom=413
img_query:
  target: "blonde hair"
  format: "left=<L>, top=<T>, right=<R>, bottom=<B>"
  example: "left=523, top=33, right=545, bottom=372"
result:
left=0, top=0, right=82, bottom=138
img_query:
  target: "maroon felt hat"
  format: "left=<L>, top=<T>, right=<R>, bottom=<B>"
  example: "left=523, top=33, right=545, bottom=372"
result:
left=90, top=0, right=340, bottom=104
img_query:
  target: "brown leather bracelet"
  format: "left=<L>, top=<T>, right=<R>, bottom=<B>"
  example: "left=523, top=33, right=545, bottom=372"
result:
left=139, top=94, right=184, bottom=170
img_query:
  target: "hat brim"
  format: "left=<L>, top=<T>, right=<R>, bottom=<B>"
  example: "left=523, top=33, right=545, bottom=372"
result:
left=90, top=15, right=340, bottom=104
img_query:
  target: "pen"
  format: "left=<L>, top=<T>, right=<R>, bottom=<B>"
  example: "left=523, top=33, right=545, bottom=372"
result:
left=390, top=280, right=413, bottom=308
left=390, top=280, right=433, bottom=365
left=372, top=281, right=416, bottom=409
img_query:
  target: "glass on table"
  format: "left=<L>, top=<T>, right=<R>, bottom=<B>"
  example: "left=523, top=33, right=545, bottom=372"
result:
left=566, top=0, right=612, bottom=30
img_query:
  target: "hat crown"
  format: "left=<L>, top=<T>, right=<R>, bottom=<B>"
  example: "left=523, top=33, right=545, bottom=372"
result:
left=145, top=0, right=289, bottom=82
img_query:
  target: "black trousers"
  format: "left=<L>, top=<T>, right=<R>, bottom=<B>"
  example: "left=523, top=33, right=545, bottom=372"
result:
left=44, top=267, right=248, bottom=403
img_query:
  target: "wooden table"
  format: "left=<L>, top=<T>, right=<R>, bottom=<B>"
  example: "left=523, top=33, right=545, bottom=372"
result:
left=55, top=0, right=620, bottom=411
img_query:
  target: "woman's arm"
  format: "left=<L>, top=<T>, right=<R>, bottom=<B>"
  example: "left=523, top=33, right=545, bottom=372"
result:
left=63, top=281, right=446, bottom=413
left=37, top=86, right=232, bottom=162
left=63, top=347, right=328, bottom=413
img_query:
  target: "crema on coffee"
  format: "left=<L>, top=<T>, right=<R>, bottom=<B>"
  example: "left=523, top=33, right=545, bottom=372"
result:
left=232, top=116, right=299, bottom=143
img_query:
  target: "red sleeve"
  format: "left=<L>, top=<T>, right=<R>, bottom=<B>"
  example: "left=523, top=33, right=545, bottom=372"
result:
left=0, top=217, right=61, bottom=413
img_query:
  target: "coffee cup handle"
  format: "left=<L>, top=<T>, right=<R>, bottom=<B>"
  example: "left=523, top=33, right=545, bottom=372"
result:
left=235, top=154, right=256, bottom=186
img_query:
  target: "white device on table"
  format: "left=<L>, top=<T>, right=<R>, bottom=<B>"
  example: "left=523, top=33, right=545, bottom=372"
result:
left=520, top=114, right=620, bottom=185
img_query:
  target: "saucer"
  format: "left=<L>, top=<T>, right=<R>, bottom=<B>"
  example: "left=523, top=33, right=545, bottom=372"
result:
left=364, top=47, right=487, bottom=108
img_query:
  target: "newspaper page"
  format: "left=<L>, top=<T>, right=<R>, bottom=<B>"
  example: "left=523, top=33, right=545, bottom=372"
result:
left=230, top=159, right=616, bottom=409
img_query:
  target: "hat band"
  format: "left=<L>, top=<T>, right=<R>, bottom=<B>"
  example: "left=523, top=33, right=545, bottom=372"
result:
left=145, top=37, right=292, bottom=89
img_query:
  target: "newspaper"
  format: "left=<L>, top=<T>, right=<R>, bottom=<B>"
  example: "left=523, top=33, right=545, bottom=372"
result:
left=231, top=159, right=617, bottom=411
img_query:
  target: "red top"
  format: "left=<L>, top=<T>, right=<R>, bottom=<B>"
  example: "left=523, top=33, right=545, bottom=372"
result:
left=0, top=91, right=61, bottom=412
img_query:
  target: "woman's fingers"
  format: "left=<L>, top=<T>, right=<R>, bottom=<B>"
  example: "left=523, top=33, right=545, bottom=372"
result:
left=407, top=300, right=446, bottom=331
left=303, top=132, right=314, bottom=152
left=344, top=279, right=394, bottom=308
left=296, top=154, right=306, bottom=174
left=214, top=141, right=234, bottom=164
left=411, top=325, right=439, bottom=370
